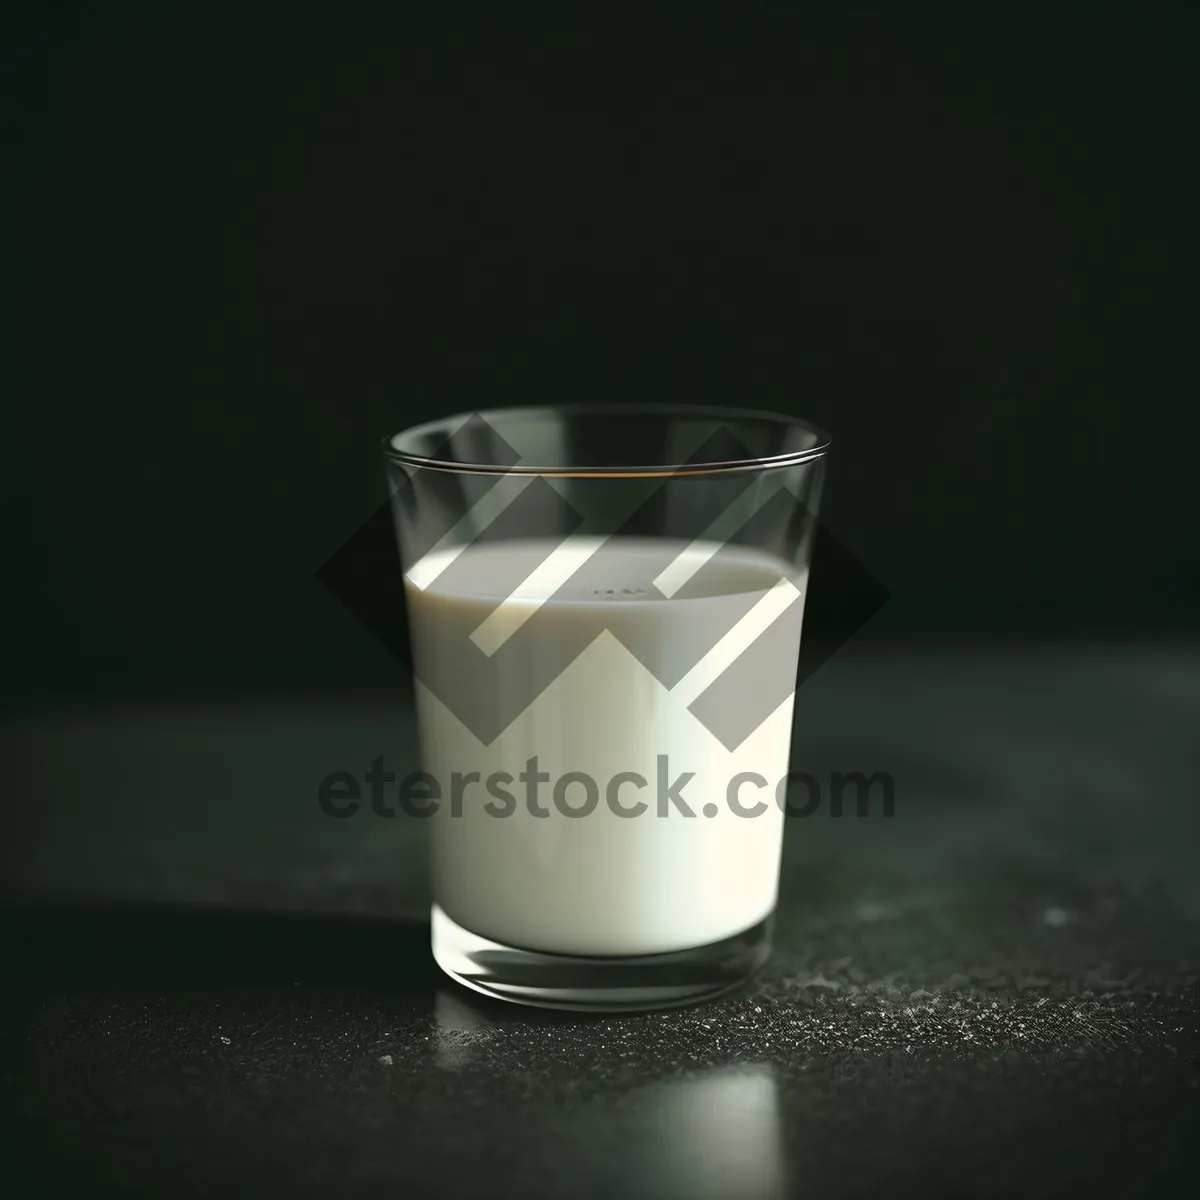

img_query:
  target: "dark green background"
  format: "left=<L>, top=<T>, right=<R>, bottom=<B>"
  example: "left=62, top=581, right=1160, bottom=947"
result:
left=8, top=4, right=1197, bottom=700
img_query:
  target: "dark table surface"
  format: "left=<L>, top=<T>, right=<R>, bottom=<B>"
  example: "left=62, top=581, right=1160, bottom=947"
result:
left=3, top=645, right=1199, bottom=1198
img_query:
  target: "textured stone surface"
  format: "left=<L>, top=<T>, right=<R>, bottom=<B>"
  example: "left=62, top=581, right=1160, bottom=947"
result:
left=3, top=647, right=1198, bottom=1197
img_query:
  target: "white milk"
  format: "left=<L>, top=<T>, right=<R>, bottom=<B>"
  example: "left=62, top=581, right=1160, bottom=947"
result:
left=405, top=536, right=806, bottom=957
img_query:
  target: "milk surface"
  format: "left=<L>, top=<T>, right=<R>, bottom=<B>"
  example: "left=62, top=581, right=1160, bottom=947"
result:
left=405, top=536, right=806, bottom=956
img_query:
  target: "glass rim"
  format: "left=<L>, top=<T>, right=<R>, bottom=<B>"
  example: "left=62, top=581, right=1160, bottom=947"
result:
left=383, top=402, right=832, bottom=477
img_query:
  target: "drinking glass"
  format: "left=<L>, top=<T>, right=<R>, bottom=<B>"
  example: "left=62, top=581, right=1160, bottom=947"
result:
left=385, top=403, right=829, bottom=1010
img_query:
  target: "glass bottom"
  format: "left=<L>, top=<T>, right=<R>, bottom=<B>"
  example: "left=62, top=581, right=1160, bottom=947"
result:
left=431, top=905, right=773, bottom=1013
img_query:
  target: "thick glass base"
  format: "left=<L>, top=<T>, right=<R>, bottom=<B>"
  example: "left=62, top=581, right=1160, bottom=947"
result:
left=431, top=905, right=773, bottom=1013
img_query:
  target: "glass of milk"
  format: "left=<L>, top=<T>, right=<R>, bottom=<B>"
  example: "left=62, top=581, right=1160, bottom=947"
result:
left=385, top=403, right=829, bottom=1010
